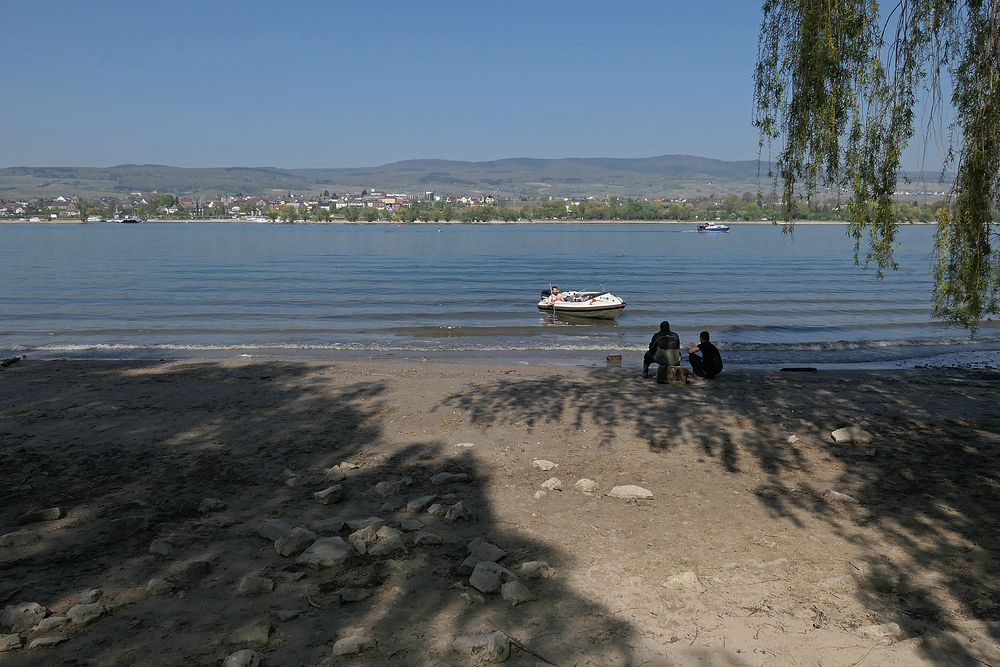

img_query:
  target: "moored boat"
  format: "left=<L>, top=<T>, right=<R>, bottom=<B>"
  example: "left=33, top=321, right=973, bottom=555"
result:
left=537, top=288, right=627, bottom=319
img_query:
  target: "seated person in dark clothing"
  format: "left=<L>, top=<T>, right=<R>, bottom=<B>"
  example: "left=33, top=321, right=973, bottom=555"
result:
left=688, top=331, right=723, bottom=378
left=642, top=321, right=681, bottom=378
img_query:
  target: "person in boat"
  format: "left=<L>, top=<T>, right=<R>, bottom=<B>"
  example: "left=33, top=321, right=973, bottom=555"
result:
left=641, top=321, right=681, bottom=378
left=688, top=331, right=723, bottom=378
left=546, top=286, right=565, bottom=305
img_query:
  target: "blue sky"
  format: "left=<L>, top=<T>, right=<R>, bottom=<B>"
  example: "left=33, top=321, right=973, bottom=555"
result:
left=3, top=1, right=769, bottom=168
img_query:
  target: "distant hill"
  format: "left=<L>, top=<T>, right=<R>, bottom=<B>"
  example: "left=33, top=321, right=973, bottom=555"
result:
left=0, top=156, right=949, bottom=200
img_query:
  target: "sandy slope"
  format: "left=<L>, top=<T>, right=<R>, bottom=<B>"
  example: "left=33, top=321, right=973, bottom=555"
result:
left=1, top=359, right=998, bottom=667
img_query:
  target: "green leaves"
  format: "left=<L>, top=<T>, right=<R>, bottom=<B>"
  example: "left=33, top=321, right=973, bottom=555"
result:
left=756, top=0, right=1000, bottom=328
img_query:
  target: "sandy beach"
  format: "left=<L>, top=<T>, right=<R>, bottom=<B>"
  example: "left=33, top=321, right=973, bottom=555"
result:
left=1, top=358, right=998, bottom=666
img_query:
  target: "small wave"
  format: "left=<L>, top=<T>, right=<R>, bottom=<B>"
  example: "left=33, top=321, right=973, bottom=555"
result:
left=8, top=334, right=1000, bottom=355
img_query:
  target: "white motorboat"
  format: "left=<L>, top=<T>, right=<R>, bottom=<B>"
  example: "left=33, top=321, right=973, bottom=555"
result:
left=537, top=289, right=627, bottom=319
left=697, top=222, right=730, bottom=232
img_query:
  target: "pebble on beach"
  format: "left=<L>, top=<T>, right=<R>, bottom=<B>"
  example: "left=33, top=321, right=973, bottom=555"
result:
left=831, top=426, right=873, bottom=444
left=541, top=477, right=563, bottom=491
left=331, top=635, right=376, bottom=655
left=453, top=631, right=510, bottom=663
left=0, top=530, right=40, bottom=548
left=609, top=485, right=653, bottom=500
left=222, top=649, right=261, bottom=667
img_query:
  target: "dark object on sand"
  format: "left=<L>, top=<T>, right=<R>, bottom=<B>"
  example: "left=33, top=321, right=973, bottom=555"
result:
left=657, top=366, right=689, bottom=385
left=1, top=355, right=26, bottom=368
left=781, top=367, right=817, bottom=372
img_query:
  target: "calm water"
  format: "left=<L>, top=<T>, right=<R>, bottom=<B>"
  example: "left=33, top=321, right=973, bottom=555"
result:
left=2, top=221, right=997, bottom=367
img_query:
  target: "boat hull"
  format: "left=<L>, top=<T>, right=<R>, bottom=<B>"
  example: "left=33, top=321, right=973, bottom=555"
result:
left=538, top=303, right=626, bottom=319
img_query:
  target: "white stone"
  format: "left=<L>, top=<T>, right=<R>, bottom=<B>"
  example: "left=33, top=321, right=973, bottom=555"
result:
left=376, top=525, right=401, bottom=539
left=222, top=649, right=260, bottom=667
left=275, top=527, right=316, bottom=557
left=519, top=561, right=555, bottom=580
left=541, top=477, right=563, bottom=491
left=346, top=516, right=385, bottom=531
left=27, top=636, right=67, bottom=649
left=2, top=602, right=47, bottom=632
left=470, top=540, right=506, bottom=562
left=0, top=634, right=23, bottom=652
left=413, top=531, right=442, bottom=546
left=309, top=517, right=345, bottom=534
left=534, top=490, right=546, bottom=500
left=295, top=537, right=352, bottom=569
left=314, top=485, right=344, bottom=505
left=533, top=459, right=558, bottom=471
left=67, top=603, right=106, bottom=626
left=445, top=501, right=472, bottom=521
left=575, top=479, right=599, bottom=493
left=430, top=472, right=469, bottom=485
left=831, top=426, right=873, bottom=444
left=0, top=530, right=39, bottom=548
left=400, top=518, right=422, bottom=531
left=368, top=534, right=407, bottom=557
left=35, top=616, right=68, bottom=633
left=322, top=465, right=346, bottom=482
left=453, top=631, right=510, bottom=662
left=146, top=578, right=175, bottom=595
left=79, top=589, right=101, bottom=604
left=787, top=435, right=800, bottom=444
left=331, top=635, right=376, bottom=655
left=454, top=442, right=475, bottom=448
left=609, top=485, right=653, bottom=500
left=238, top=575, right=274, bottom=596
left=469, top=561, right=515, bottom=593
left=348, top=524, right=379, bottom=546
left=823, top=488, right=860, bottom=503
left=407, top=495, right=437, bottom=512
left=501, top=580, right=537, bottom=606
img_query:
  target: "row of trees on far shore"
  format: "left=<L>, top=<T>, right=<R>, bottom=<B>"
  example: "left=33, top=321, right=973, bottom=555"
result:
left=14, top=193, right=999, bottom=225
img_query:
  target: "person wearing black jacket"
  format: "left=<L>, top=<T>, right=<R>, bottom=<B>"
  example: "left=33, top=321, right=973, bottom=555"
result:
left=688, top=331, right=723, bottom=378
left=641, top=321, right=680, bottom=378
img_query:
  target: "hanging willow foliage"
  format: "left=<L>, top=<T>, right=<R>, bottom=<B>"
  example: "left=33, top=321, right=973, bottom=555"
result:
left=754, top=0, right=1000, bottom=329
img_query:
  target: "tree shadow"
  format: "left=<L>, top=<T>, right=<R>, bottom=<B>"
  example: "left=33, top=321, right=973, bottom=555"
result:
left=442, top=366, right=1000, bottom=666
left=1, top=360, right=731, bottom=666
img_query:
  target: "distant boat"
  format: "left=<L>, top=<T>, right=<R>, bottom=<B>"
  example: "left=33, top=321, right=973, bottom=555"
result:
left=697, top=222, right=730, bottom=232
left=86, top=215, right=106, bottom=223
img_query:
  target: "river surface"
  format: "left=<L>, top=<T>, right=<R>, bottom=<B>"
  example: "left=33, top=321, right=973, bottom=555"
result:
left=2, top=221, right=997, bottom=368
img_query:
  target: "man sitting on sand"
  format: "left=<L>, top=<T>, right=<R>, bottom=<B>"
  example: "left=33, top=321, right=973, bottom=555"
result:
left=688, top=331, right=723, bottom=378
left=642, top=321, right=681, bottom=378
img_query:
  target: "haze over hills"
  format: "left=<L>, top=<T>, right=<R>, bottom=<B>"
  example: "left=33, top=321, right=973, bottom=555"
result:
left=0, top=155, right=949, bottom=200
